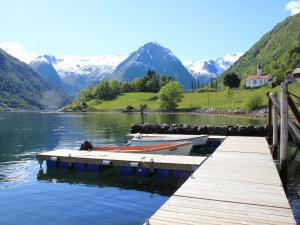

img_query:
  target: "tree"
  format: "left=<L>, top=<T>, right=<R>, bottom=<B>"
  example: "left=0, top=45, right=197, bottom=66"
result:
left=159, top=75, right=173, bottom=88
left=223, top=72, right=240, bottom=88
left=110, top=80, right=121, bottom=96
left=159, top=81, right=184, bottom=110
left=95, top=80, right=112, bottom=100
left=121, top=82, right=133, bottom=92
left=78, top=85, right=95, bottom=101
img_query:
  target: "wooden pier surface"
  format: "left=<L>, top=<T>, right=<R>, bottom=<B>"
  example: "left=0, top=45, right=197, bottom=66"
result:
left=146, top=136, right=296, bottom=225
left=36, top=149, right=207, bottom=171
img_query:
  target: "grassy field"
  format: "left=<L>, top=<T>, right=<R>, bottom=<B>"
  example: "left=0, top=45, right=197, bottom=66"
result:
left=71, top=84, right=300, bottom=110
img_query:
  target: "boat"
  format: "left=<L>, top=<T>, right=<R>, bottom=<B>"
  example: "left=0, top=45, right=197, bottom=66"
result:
left=128, top=133, right=208, bottom=146
left=80, top=141, right=193, bottom=155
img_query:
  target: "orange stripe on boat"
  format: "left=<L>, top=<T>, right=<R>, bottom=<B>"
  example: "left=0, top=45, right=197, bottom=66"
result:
left=93, top=141, right=191, bottom=152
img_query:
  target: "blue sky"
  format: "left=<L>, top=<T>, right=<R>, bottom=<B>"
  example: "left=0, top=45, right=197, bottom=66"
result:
left=0, top=0, right=298, bottom=61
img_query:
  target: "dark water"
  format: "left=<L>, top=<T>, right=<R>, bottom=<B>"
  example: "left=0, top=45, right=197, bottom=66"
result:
left=0, top=112, right=298, bottom=224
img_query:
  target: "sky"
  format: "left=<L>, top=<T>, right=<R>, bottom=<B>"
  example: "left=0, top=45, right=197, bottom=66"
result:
left=0, top=0, right=299, bottom=62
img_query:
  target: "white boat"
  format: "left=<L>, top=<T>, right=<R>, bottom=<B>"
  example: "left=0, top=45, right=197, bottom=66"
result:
left=92, top=141, right=193, bottom=155
left=128, top=133, right=208, bottom=147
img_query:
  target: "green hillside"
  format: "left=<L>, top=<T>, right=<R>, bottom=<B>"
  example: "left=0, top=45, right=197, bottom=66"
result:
left=0, top=49, right=69, bottom=109
left=225, top=13, right=300, bottom=84
left=67, top=84, right=300, bottom=111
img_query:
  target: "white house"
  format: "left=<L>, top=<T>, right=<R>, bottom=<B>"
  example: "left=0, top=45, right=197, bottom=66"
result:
left=291, top=68, right=300, bottom=83
left=245, top=65, right=272, bottom=88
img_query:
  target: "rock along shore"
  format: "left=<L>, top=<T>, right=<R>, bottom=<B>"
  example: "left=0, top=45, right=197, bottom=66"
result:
left=130, top=123, right=269, bottom=137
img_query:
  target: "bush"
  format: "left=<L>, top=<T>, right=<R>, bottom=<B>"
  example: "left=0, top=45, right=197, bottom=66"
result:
left=140, top=103, right=147, bottom=109
left=245, top=95, right=263, bottom=111
left=148, top=95, right=158, bottom=100
left=159, top=81, right=184, bottom=110
left=72, top=100, right=87, bottom=110
left=198, top=88, right=217, bottom=92
left=125, top=105, right=135, bottom=110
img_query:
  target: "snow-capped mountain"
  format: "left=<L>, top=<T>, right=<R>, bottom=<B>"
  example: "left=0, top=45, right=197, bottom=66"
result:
left=54, top=55, right=127, bottom=79
left=184, top=53, right=243, bottom=84
left=112, top=42, right=194, bottom=89
left=29, top=44, right=242, bottom=97
left=30, top=54, right=127, bottom=97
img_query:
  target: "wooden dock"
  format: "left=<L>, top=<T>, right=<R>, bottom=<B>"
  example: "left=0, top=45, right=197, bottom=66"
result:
left=36, top=136, right=296, bottom=224
left=36, top=149, right=207, bottom=171
left=146, top=136, right=296, bottom=224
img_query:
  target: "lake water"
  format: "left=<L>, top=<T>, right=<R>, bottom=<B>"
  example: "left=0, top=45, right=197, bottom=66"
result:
left=0, top=112, right=299, bottom=224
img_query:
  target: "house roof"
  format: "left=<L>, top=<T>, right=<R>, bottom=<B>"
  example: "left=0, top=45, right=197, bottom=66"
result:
left=246, top=74, right=270, bottom=81
left=292, top=68, right=300, bottom=75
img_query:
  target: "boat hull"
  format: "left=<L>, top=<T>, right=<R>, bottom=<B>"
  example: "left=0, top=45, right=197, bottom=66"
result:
left=92, top=142, right=193, bottom=155
left=129, top=134, right=208, bottom=147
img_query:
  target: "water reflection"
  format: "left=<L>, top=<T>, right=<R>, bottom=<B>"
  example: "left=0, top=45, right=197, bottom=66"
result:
left=37, top=167, right=188, bottom=197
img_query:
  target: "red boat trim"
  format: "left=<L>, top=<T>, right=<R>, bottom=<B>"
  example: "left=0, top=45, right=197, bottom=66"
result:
left=92, top=141, right=191, bottom=152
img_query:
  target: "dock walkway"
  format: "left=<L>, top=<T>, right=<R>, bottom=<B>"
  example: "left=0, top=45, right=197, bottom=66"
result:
left=146, top=136, right=296, bottom=224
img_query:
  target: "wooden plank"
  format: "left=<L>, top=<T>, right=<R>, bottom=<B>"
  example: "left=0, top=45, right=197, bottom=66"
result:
left=36, top=150, right=206, bottom=171
left=148, top=196, right=295, bottom=225
left=147, top=136, right=296, bottom=224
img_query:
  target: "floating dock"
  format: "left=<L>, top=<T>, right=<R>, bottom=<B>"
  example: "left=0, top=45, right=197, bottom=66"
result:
left=36, top=136, right=296, bottom=224
left=36, top=149, right=207, bottom=172
left=146, top=136, right=296, bottom=224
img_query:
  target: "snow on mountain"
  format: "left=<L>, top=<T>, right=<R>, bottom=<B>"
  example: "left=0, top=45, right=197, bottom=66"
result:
left=184, top=53, right=243, bottom=81
left=34, top=54, right=127, bottom=80
left=30, top=54, right=127, bottom=97
left=53, top=55, right=127, bottom=79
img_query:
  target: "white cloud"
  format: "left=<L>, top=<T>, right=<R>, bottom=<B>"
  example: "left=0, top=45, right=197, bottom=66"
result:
left=0, top=41, right=37, bottom=63
left=285, top=1, right=300, bottom=16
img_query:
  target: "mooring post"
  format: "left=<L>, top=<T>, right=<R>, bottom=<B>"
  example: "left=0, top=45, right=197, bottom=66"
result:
left=280, top=82, right=288, bottom=188
left=272, top=92, right=278, bottom=158
left=140, top=107, right=144, bottom=125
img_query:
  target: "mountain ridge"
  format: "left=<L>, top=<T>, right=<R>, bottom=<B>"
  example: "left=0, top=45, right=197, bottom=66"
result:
left=111, top=42, right=194, bottom=89
left=0, top=49, right=69, bottom=109
left=224, top=13, right=300, bottom=84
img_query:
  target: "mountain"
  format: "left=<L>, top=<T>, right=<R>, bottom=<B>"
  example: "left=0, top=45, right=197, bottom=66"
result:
left=184, top=53, right=242, bottom=85
left=29, top=42, right=241, bottom=94
left=30, top=55, right=126, bottom=97
left=29, top=55, right=67, bottom=94
left=112, top=42, right=194, bottom=89
left=225, top=13, right=300, bottom=84
left=0, top=49, right=69, bottom=109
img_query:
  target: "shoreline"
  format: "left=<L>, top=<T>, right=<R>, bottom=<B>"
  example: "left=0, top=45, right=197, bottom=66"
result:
left=60, top=108, right=268, bottom=119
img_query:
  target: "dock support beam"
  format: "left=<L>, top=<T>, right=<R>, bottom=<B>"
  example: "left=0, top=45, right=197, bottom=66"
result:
left=280, top=82, right=288, bottom=188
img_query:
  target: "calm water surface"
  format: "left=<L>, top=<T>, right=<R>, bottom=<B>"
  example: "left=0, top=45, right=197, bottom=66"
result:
left=0, top=112, right=298, bottom=224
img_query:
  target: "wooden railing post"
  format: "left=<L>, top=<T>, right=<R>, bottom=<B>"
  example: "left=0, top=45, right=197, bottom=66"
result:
left=272, top=92, right=278, bottom=158
left=280, top=82, right=288, bottom=188
left=267, top=92, right=273, bottom=145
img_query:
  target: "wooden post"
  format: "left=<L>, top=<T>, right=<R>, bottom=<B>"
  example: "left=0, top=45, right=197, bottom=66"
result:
left=267, top=92, right=272, bottom=145
left=140, top=107, right=144, bottom=125
left=272, top=92, right=278, bottom=158
left=280, top=82, right=288, bottom=188
left=269, top=92, right=300, bottom=144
